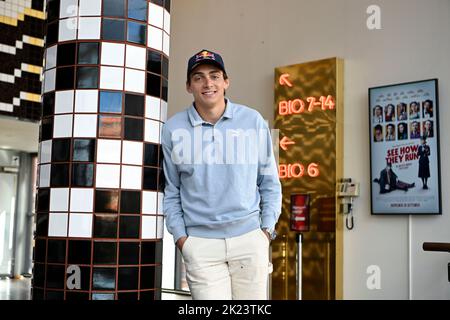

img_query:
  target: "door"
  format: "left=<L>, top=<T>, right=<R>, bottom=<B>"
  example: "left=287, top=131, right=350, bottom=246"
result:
left=0, top=172, right=18, bottom=277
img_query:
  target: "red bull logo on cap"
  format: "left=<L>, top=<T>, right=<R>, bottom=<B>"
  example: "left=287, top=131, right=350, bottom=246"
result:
left=195, top=50, right=215, bottom=62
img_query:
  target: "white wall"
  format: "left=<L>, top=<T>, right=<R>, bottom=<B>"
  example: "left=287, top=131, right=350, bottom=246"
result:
left=168, top=0, right=450, bottom=299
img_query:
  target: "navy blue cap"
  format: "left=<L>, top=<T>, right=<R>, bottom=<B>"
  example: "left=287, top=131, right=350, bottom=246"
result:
left=187, top=49, right=226, bottom=79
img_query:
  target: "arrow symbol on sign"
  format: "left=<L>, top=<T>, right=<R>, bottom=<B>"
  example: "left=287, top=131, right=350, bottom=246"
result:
left=279, top=73, right=293, bottom=87
left=280, top=136, right=295, bottom=151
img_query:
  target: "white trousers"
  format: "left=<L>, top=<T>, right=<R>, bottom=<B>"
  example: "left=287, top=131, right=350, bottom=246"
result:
left=181, top=228, right=272, bottom=300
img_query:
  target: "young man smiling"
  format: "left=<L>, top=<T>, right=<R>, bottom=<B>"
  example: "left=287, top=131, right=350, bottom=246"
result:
left=161, top=49, right=282, bottom=300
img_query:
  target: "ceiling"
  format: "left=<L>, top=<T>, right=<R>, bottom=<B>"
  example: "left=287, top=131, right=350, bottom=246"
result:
left=0, top=116, right=39, bottom=153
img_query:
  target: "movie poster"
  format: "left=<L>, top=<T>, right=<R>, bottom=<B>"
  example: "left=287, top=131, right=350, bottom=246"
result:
left=369, top=79, right=441, bottom=214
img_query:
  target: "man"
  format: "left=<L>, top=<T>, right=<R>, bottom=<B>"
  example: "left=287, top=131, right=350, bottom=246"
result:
left=374, top=124, right=383, bottom=142
left=373, top=162, right=415, bottom=193
left=162, top=49, right=282, bottom=300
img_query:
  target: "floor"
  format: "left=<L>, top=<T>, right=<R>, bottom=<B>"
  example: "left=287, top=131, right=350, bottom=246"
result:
left=0, top=278, right=190, bottom=300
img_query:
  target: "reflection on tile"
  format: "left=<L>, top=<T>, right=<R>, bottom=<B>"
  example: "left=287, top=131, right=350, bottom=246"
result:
left=119, top=216, right=140, bottom=239
left=70, top=188, right=94, bottom=212
left=92, top=293, right=115, bottom=300
left=128, top=0, right=147, bottom=21
left=44, top=68, right=56, bottom=93
left=78, top=42, right=99, bottom=64
left=68, top=213, right=93, bottom=238
left=96, top=164, right=120, bottom=188
left=127, top=21, right=146, bottom=45
left=102, top=19, right=125, bottom=41
left=94, top=241, right=117, bottom=265
left=58, top=18, right=77, bottom=42
left=102, top=0, right=125, bottom=17
left=99, top=91, right=122, bottom=113
left=79, top=0, right=102, bottom=16
left=60, top=0, right=78, bottom=19
left=94, top=214, right=118, bottom=238
left=68, top=240, right=92, bottom=264
left=73, top=139, right=96, bottom=162
left=120, top=190, right=141, bottom=214
left=93, top=267, right=116, bottom=290
left=95, top=190, right=119, bottom=213
left=45, top=45, right=57, bottom=70
left=72, top=163, right=94, bottom=187
left=98, top=115, right=122, bottom=138
left=48, top=212, right=68, bottom=237
left=119, top=242, right=139, bottom=265
left=77, top=67, right=99, bottom=89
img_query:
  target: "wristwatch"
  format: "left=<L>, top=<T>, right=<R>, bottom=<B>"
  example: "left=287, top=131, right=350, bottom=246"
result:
left=263, top=227, right=277, bottom=240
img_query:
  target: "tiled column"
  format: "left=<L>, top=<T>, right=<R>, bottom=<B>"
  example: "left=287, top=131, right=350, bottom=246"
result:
left=32, top=0, right=170, bottom=300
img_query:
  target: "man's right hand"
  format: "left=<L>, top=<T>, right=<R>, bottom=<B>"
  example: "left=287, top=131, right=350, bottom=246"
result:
left=176, top=236, right=188, bottom=251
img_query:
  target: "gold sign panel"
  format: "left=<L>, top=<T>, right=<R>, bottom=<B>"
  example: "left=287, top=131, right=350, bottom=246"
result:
left=273, top=58, right=344, bottom=300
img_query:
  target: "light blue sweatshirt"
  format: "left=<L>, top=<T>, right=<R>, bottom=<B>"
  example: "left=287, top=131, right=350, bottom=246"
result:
left=162, top=99, right=282, bottom=243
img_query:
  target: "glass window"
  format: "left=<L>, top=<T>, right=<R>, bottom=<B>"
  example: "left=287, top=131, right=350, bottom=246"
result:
left=119, top=216, right=140, bottom=239
left=95, top=190, right=119, bottom=213
left=68, top=240, right=92, bottom=265
left=47, top=0, right=60, bottom=22
left=128, top=0, right=147, bottom=21
left=144, top=143, right=159, bottom=167
left=127, top=21, right=146, bottom=45
left=99, top=115, right=122, bottom=138
left=162, top=55, right=169, bottom=79
left=47, top=239, right=66, bottom=263
left=46, top=265, right=65, bottom=289
left=147, top=50, right=161, bottom=75
left=36, top=213, right=48, bottom=236
left=46, top=22, right=59, bottom=46
left=162, top=78, right=168, bottom=102
left=56, top=43, right=76, bottom=66
left=102, top=19, right=125, bottom=41
left=102, top=0, right=125, bottom=17
left=119, top=242, right=140, bottom=265
left=124, top=94, right=144, bottom=117
left=52, top=138, right=71, bottom=162
left=50, top=164, right=70, bottom=187
left=143, top=167, right=158, bottom=190
left=94, top=214, right=118, bottom=238
left=146, top=73, right=161, bottom=98
left=93, top=242, right=117, bottom=265
left=124, top=117, right=143, bottom=141
left=118, top=267, right=139, bottom=290
left=120, top=190, right=141, bottom=213
left=41, top=118, right=53, bottom=141
left=42, top=92, right=55, bottom=117
left=140, top=266, right=155, bottom=289
left=55, top=67, right=75, bottom=90
left=76, top=67, right=99, bottom=89
left=78, top=42, right=99, bottom=64
left=37, top=188, right=50, bottom=212
left=99, top=91, right=122, bottom=113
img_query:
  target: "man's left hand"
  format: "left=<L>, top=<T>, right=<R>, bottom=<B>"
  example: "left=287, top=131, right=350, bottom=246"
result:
left=262, top=229, right=271, bottom=241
